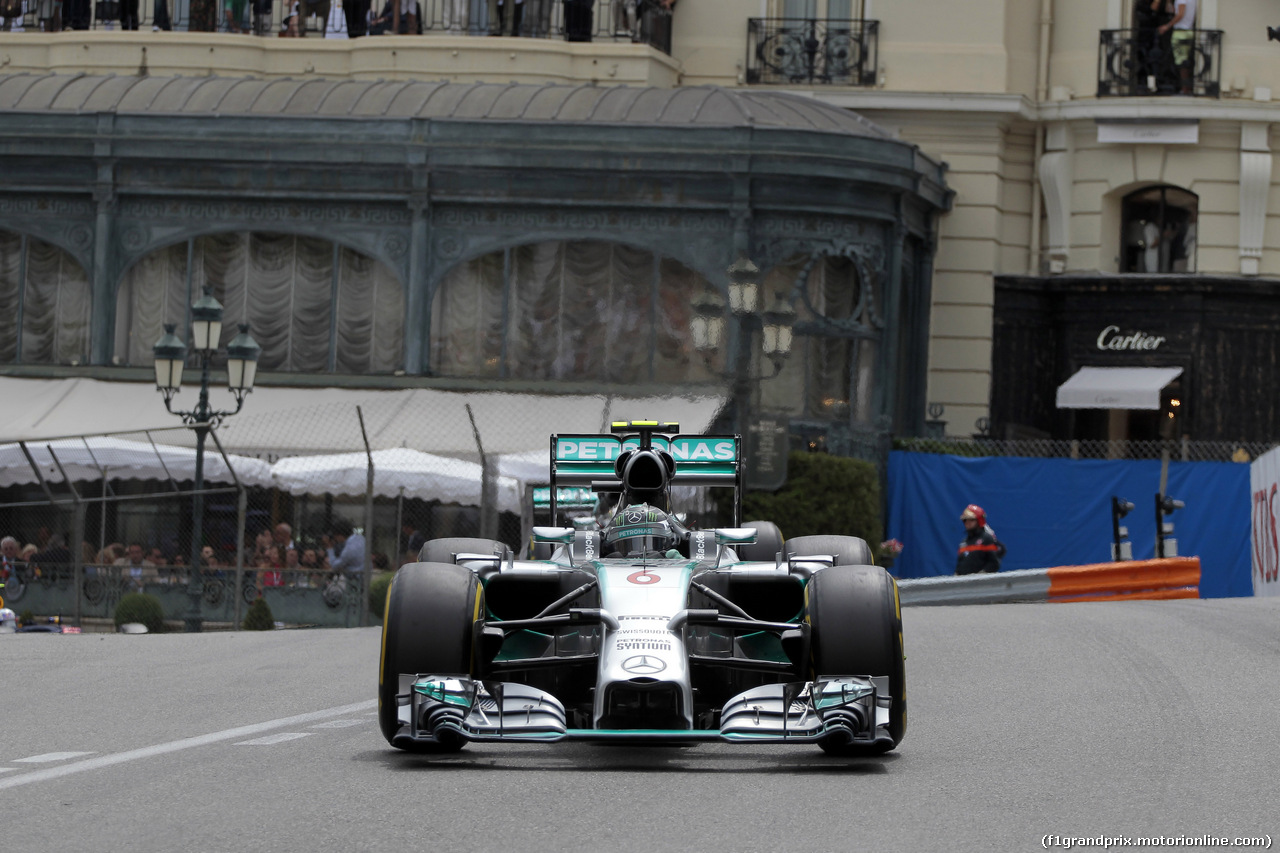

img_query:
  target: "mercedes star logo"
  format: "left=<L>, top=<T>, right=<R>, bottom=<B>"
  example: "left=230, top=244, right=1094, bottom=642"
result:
left=626, top=511, right=643, bottom=524
left=622, top=655, right=666, bottom=675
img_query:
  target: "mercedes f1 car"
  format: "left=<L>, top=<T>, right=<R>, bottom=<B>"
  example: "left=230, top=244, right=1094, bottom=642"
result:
left=378, top=421, right=906, bottom=755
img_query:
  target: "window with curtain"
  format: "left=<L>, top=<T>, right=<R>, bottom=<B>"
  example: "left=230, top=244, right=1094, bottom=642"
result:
left=759, top=253, right=880, bottom=424
left=430, top=241, right=723, bottom=384
left=115, top=233, right=405, bottom=374
left=0, top=231, right=92, bottom=366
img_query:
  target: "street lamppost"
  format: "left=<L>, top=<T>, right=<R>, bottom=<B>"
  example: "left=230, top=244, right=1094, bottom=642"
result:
left=691, top=255, right=797, bottom=444
left=153, top=287, right=260, bottom=632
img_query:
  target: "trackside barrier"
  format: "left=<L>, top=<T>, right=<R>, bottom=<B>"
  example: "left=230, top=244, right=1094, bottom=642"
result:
left=1046, top=557, right=1200, bottom=603
left=897, top=558, right=1200, bottom=606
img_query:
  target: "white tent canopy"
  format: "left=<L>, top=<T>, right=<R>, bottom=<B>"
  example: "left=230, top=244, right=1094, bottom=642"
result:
left=0, top=377, right=727, bottom=459
left=496, top=448, right=553, bottom=484
left=0, top=436, right=273, bottom=489
left=1055, top=366, right=1184, bottom=410
left=270, top=448, right=523, bottom=513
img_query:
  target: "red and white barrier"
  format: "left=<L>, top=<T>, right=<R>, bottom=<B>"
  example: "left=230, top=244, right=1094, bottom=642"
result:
left=897, top=557, right=1200, bottom=606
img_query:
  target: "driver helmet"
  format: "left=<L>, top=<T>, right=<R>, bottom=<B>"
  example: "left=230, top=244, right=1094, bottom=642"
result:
left=960, top=504, right=987, bottom=526
left=0, top=607, right=16, bottom=633
left=603, top=503, right=679, bottom=556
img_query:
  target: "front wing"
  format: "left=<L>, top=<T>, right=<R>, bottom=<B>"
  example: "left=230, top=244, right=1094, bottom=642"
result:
left=391, top=675, right=894, bottom=750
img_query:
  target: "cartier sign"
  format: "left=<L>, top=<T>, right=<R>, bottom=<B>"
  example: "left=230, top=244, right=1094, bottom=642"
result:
left=1096, top=325, right=1165, bottom=351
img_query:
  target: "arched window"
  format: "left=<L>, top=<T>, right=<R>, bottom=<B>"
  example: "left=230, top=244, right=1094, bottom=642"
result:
left=430, top=241, right=724, bottom=384
left=115, top=233, right=404, bottom=373
left=1121, top=186, right=1197, bottom=273
left=0, top=231, right=91, bottom=366
left=759, top=252, right=881, bottom=424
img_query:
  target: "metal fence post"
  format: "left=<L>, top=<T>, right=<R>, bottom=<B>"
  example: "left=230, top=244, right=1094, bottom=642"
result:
left=234, top=484, right=247, bottom=630
left=357, top=405, right=374, bottom=629
left=72, top=502, right=86, bottom=627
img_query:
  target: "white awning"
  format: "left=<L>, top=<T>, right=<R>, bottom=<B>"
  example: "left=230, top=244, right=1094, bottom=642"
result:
left=1055, top=366, right=1184, bottom=410
left=0, top=436, right=273, bottom=488
left=270, top=448, right=523, bottom=512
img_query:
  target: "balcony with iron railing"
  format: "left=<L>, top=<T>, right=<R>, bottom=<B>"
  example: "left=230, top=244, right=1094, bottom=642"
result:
left=745, top=17, right=877, bottom=86
left=1097, top=27, right=1222, bottom=97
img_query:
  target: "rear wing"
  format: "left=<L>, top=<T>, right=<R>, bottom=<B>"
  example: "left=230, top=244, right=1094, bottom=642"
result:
left=549, top=422, right=743, bottom=525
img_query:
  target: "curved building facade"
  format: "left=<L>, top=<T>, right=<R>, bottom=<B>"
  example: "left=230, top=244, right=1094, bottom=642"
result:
left=0, top=74, right=950, bottom=451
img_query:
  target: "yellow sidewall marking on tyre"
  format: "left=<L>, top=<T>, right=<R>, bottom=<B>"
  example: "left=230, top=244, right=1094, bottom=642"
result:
left=469, top=584, right=484, bottom=676
left=378, top=574, right=396, bottom=691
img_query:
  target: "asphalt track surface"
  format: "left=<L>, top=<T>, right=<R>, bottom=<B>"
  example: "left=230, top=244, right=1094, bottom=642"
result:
left=4, top=596, right=1278, bottom=853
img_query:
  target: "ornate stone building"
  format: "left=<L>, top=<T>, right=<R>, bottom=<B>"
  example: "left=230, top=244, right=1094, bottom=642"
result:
left=3, top=0, right=1279, bottom=446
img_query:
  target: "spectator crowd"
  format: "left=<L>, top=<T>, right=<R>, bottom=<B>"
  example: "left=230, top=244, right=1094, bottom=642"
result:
left=0, top=0, right=675, bottom=42
left=0, top=517, right=400, bottom=602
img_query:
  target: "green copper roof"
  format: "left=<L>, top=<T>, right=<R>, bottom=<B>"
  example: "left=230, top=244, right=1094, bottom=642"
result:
left=0, top=73, right=895, bottom=137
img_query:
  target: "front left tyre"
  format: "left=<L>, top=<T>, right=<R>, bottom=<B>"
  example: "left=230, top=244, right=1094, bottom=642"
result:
left=378, top=561, right=484, bottom=751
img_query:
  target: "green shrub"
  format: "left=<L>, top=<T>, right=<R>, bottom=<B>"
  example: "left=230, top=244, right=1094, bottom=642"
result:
left=718, top=452, right=882, bottom=544
left=369, top=571, right=394, bottom=620
left=242, top=596, right=275, bottom=631
left=114, top=592, right=165, bottom=633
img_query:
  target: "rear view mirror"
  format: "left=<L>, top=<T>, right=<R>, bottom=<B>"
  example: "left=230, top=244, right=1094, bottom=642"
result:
left=714, top=528, right=759, bottom=546
left=531, top=527, right=575, bottom=544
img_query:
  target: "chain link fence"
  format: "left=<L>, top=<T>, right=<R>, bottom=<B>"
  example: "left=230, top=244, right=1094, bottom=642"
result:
left=0, top=390, right=726, bottom=630
left=894, top=436, right=1276, bottom=463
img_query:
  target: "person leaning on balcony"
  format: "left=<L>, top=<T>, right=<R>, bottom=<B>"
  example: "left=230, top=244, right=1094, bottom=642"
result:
left=562, top=0, right=591, bottom=41
left=34, top=0, right=59, bottom=30
left=1, top=0, right=24, bottom=30
left=224, top=0, right=248, bottom=32
left=441, top=0, right=466, bottom=33
left=367, top=0, right=418, bottom=34
left=279, top=1, right=300, bottom=34
left=251, top=0, right=272, bottom=34
left=343, top=0, right=367, bottom=36
left=1157, top=0, right=1196, bottom=94
left=487, top=0, right=520, bottom=36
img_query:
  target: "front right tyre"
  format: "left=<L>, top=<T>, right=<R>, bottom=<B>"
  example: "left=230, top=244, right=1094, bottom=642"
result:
left=378, top=561, right=484, bottom=752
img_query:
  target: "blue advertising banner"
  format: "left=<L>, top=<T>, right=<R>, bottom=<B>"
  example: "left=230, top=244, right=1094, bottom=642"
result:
left=885, top=452, right=1251, bottom=598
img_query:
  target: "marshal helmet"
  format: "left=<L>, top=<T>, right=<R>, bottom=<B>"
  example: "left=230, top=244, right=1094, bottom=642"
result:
left=960, top=504, right=987, bottom=526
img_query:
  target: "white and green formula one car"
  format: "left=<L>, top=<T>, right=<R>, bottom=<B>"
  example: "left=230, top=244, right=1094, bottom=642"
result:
left=378, top=421, right=906, bottom=755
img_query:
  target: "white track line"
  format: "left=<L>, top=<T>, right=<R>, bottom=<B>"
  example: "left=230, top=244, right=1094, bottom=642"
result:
left=14, top=752, right=95, bottom=763
left=235, top=732, right=313, bottom=746
left=0, top=699, right=376, bottom=791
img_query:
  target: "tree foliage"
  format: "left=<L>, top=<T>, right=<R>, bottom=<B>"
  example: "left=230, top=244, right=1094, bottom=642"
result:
left=719, top=452, right=882, bottom=544
left=114, top=592, right=165, bottom=633
left=242, top=596, right=275, bottom=631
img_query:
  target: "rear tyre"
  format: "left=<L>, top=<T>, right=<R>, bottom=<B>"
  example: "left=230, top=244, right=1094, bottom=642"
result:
left=786, top=534, right=874, bottom=567
left=735, top=520, right=784, bottom=563
left=418, top=537, right=508, bottom=565
left=378, top=561, right=484, bottom=752
left=807, top=564, right=906, bottom=755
